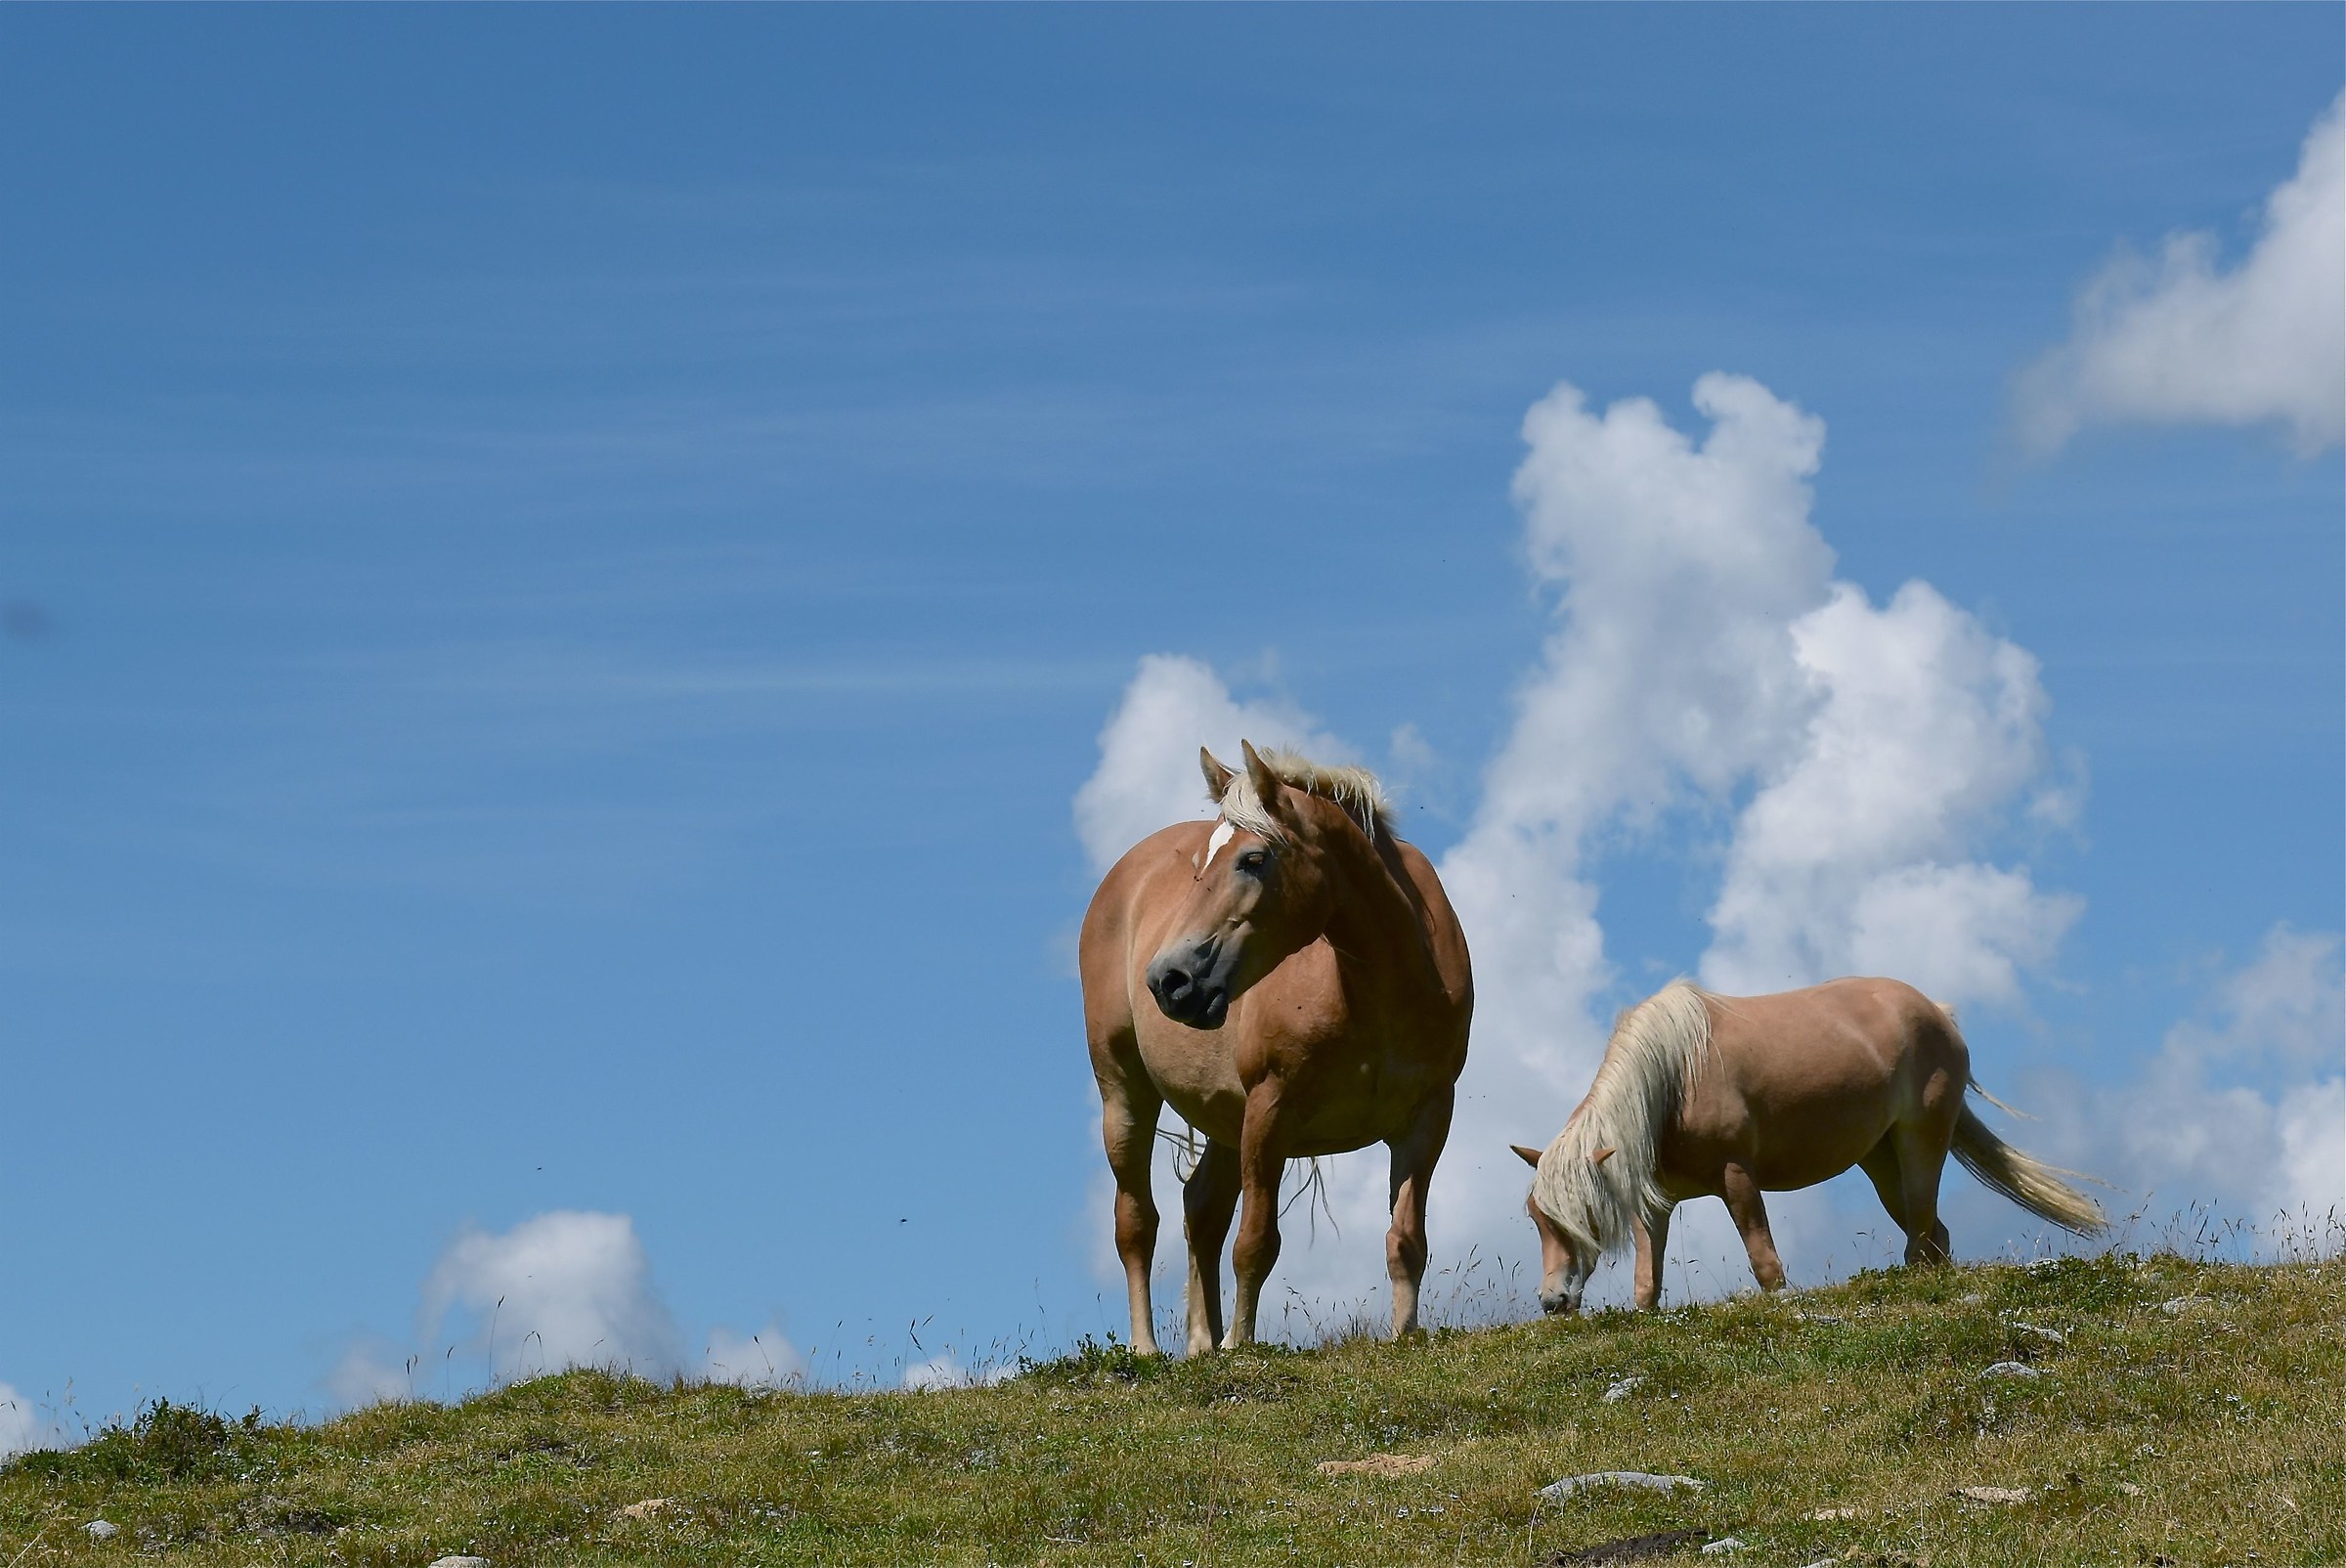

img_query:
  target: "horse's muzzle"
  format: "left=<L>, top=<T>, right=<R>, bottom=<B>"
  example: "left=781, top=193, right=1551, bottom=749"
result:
left=1539, top=1290, right=1580, bottom=1317
left=1146, top=938, right=1234, bottom=1029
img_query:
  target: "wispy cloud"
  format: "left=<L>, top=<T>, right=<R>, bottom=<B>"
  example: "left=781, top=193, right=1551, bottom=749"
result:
left=2014, top=92, right=2344, bottom=457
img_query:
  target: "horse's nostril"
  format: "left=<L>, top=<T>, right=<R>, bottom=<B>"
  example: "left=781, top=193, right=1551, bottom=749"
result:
left=1158, top=967, right=1192, bottom=999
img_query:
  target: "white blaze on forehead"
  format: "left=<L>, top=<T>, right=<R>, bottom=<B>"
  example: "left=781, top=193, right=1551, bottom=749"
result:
left=1202, top=819, right=1237, bottom=870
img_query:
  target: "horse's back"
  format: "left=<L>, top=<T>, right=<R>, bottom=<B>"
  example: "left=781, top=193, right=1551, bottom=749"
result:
left=1682, top=978, right=1965, bottom=1192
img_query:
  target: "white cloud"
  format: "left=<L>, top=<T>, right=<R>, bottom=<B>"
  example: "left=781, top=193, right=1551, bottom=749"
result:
left=1070, top=372, right=2090, bottom=1325
left=324, top=1336, right=416, bottom=1409
left=2034, top=925, right=2344, bottom=1231
left=1701, top=581, right=2081, bottom=1003
left=326, top=1212, right=810, bottom=1406
left=0, top=1382, right=54, bottom=1459
left=703, top=1321, right=804, bottom=1389
left=2015, top=92, right=2345, bottom=456
left=1071, top=653, right=1350, bottom=874
left=420, top=1210, right=683, bottom=1382
left=901, top=1353, right=1016, bottom=1391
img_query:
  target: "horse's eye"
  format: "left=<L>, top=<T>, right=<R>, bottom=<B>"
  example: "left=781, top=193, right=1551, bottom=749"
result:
left=1238, top=850, right=1269, bottom=873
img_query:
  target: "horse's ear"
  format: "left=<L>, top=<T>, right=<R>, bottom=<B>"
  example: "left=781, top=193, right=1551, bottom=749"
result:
left=1589, top=1147, right=1615, bottom=1167
left=1200, top=747, right=1236, bottom=803
left=1239, top=739, right=1289, bottom=818
left=1510, top=1143, right=1542, bottom=1169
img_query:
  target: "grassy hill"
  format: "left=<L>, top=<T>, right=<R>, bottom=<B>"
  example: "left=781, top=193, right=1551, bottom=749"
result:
left=3, top=1251, right=2338, bottom=1566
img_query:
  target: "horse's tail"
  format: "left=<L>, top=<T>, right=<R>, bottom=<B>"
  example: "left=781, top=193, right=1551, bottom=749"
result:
left=1951, top=1098, right=2107, bottom=1237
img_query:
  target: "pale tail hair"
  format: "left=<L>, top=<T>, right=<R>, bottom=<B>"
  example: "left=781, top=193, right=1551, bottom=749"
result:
left=1531, top=980, right=1714, bottom=1262
left=1934, top=1001, right=2107, bottom=1237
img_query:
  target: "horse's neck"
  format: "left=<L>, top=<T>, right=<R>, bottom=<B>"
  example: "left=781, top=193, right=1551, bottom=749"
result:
left=1318, top=828, right=1443, bottom=997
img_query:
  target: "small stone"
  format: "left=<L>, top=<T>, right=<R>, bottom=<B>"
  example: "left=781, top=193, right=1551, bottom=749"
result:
left=617, top=1499, right=673, bottom=1519
left=2009, top=1322, right=2065, bottom=1344
left=1957, top=1292, right=1984, bottom=1304
left=1980, top=1361, right=2041, bottom=1379
left=2156, top=1295, right=2199, bottom=1316
left=1799, top=1560, right=1839, bottom=1568
left=1805, top=1506, right=1863, bottom=1520
left=1955, top=1485, right=2031, bottom=1504
left=1701, top=1539, right=1747, bottom=1555
left=84, top=1521, right=118, bottom=1541
left=1602, top=1375, right=1645, bottom=1403
left=1318, top=1453, right=1436, bottom=1476
left=428, top=1558, right=490, bottom=1568
left=1538, top=1470, right=1706, bottom=1501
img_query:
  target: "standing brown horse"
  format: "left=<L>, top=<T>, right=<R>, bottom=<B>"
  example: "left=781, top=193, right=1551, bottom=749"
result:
left=1081, top=742, right=1473, bottom=1354
left=1512, top=977, right=2105, bottom=1315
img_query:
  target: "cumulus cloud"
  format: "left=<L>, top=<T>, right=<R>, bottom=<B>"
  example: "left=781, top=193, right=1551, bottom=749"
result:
left=1070, top=371, right=2086, bottom=1323
left=1072, top=653, right=1351, bottom=874
left=421, top=1210, right=683, bottom=1381
left=0, top=1382, right=55, bottom=1459
left=1701, top=581, right=2081, bottom=1002
left=325, top=1209, right=803, bottom=1406
left=2014, top=92, right=2345, bottom=456
left=702, top=1321, right=804, bottom=1389
left=2034, top=925, right=2344, bottom=1230
left=324, top=1336, right=417, bottom=1409
left=901, top=1353, right=1016, bottom=1391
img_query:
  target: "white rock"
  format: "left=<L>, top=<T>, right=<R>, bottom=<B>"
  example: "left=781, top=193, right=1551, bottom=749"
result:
left=2010, top=1322, right=2066, bottom=1344
left=1955, top=1485, right=2031, bottom=1504
left=428, top=1558, right=490, bottom=1568
left=1800, top=1560, right=1839, bottom=1568
left=84, top=1521, right=118, bottom=1541
left=1602, top=1376, right=1645, bottom=1403
left=1980, top=1361, right=2041, bottom=1379
left=1538, top=1471, right=1706, bottom=1501
left=2156, top=1295, right=2199, bottom=1316
left=1701, top=1538, right=1747, bottom=1554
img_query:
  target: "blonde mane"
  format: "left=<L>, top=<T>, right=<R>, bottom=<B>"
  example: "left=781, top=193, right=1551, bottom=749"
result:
left=1212, top=747, right=1395, bottom=846
left=1532, top=980, right=1715, bottom=1260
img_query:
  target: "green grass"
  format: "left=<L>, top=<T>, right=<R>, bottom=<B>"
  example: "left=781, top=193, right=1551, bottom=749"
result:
left=4, top=1252, right=2338, bottom=1566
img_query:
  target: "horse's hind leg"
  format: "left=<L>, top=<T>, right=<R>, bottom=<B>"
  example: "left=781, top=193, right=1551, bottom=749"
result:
left=1890, top=1123, right=1954, bottom=1266
left=1097, top=1059, right=1165, bottom=1355
left=1859, top=1135, right=1949, bottom=1265
left=1383, top=1088, right=1454, bottom=1338
left=1182, top=1138, right=1241, bottom=1355
left=1720, top=1163, right=1789, bottom=1291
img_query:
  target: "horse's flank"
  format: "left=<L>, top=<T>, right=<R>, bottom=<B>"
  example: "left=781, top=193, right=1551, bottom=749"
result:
left=1532, top=980, right=1712, bottom=1258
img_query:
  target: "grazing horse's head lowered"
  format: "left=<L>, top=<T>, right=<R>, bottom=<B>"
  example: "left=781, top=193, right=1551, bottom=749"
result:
left=1143, top=740, right=1357, bottom=1029
left=1512, top=1141, right=1607, bottom=1315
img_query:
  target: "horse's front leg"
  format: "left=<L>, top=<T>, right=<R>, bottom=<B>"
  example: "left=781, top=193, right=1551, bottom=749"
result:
left=1632, top=1202, right=1674, bottom=1311
left=1223, top=1083, right=1287, bottom=1348
left=1096, top=1060, right=1165, bottom=1355
left=1384, top=1088, right=1454, bottom=1338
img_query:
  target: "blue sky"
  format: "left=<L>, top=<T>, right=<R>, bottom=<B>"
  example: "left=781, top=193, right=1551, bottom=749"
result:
left=1, top=9, right=2338, bottom=1432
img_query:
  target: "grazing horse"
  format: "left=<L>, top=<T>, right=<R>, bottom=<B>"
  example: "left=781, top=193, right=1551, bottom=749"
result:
left=1512, top=977, right=2105, bottom=1315
left=1081, top=742, right=1473, bottom=1354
